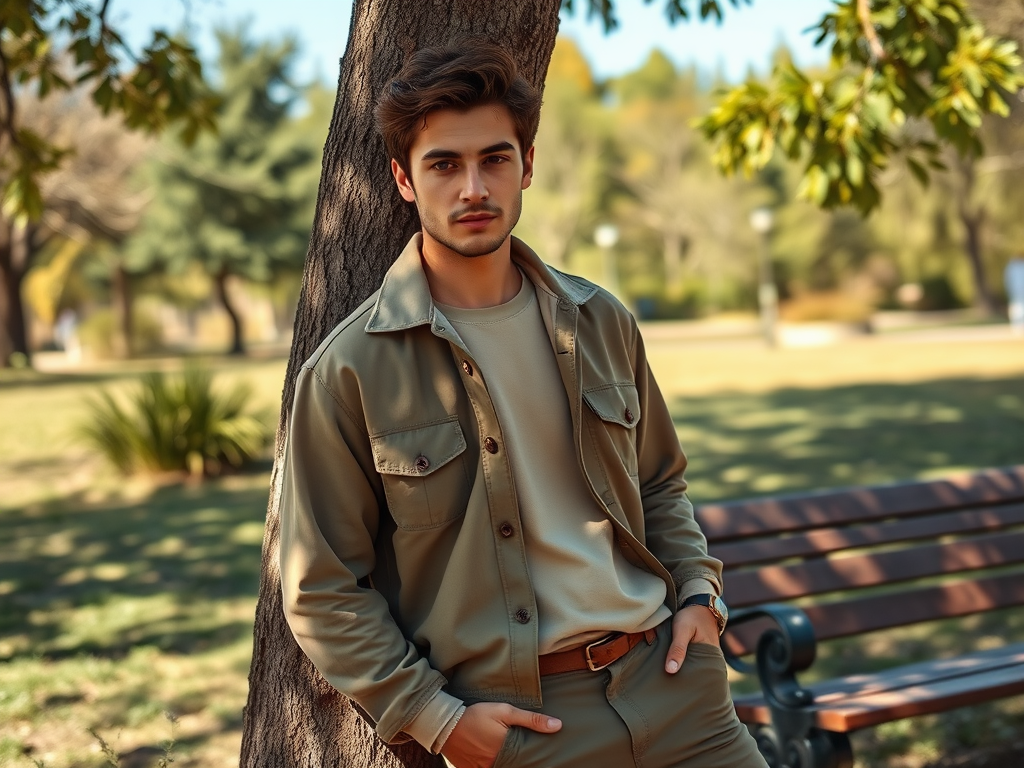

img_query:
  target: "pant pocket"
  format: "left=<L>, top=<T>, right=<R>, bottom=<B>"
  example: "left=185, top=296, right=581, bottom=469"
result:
left=491, top=725, right=521, bottom=768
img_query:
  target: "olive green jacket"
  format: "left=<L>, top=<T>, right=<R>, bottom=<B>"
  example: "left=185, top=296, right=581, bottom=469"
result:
left=279, top=234, right=723, bottom=744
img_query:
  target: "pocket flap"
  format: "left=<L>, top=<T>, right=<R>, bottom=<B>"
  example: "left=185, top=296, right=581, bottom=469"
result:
left=583, top=383, right=640, bottom=429
left=370, top=417, right=467, bottom=477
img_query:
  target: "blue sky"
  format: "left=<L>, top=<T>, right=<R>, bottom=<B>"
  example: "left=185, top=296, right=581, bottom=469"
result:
left=115, top=0, right=834, bottom=85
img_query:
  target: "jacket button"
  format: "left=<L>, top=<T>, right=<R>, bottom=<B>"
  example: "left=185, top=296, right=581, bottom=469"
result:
left=414, top=455, right=430, bottom=472
left=499, top=522, right=514, bottom=538
left=462, top=360, right=473, bottom=376
left=515, top=608, right=531, bottom=624
left=484, top=437, right=499, bottom=454
left=624, top=408, right=634, bottom=424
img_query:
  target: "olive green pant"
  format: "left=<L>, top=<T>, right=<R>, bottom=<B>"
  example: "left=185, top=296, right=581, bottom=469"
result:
left=482, top=620, right=767, bottom=768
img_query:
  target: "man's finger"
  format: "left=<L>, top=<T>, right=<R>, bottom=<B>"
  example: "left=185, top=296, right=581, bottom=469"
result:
left=665, top=625, right=696, bottom=674
left=501, top=704, right=562, bottom=733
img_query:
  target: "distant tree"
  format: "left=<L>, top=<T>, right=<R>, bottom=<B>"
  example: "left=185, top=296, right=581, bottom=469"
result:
left=17, top=92, right=153, bottom=356
left=0, top=0, right=215, bottom=366
left=126, top=28, right=317, bottom=355
left=515, top=37, right=608, bottom=270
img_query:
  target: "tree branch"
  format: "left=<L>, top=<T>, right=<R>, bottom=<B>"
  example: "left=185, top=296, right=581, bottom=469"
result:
left=97, top=0, right=112, bottom=26
left=0, top=42, right=21, bottom=152
left=857, top=0, right=886, bottom=62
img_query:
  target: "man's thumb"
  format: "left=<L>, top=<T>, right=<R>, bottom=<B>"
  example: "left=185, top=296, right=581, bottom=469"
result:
left=503, top=705, right=562, bottom=733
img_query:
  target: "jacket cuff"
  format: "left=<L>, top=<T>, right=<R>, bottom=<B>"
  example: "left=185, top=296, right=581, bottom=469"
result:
left=401, top=690, right=464, bottom=753
left=675, top=577, right=719, bottom=609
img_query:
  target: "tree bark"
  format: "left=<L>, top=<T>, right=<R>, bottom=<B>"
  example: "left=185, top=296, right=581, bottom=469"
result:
left=240, top=2, right=561, bottom=767
left=215, top=267, right=246, bottom=356
left=0, top=221, right=31, bottom=367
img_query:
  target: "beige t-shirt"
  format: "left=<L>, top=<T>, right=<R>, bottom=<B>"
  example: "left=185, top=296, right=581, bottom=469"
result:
left=436, top=276, right=671, bottom=654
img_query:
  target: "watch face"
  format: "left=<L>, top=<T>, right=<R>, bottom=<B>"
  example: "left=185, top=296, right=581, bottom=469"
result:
left=712, top=596, right=729, bottom=623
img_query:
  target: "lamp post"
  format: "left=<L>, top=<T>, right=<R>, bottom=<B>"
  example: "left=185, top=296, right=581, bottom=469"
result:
left=749, top=207, right=777, bottom=347
left=594, top=224, right=620, bottom=296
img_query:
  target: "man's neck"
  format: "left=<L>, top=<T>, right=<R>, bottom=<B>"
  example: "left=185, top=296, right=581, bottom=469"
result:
left=420, top=234, right=523, bottom=309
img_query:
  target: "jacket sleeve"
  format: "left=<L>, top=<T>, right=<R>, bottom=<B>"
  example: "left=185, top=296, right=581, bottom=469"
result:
left=279, top=364, right=447, bottom=743
left=629, top=323, right=724, bottom=605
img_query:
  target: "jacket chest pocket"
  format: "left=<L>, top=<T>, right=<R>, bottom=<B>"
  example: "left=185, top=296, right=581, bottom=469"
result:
left=583, top=383, right=641, bottom=477
left=370, top=416, right=472, bottom=530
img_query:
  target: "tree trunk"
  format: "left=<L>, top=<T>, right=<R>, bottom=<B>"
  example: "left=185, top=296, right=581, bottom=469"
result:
left=214, top=267, right=246, bottom=356
left=961, top=207, right=995, bottom=315
left=955, top=158, right=997, bottom=315
left=663, top=231, right=684, bottom=291
left=0, top=221, right=31, bottom=367
left=240, top=2, right=561, bottom=767
left=113, top=264, right=134, bottom=358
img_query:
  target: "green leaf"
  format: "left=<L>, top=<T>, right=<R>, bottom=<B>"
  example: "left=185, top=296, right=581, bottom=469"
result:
left=847, top=153, right=864, bottom=188
left=797, top=164, right=829, bottom=205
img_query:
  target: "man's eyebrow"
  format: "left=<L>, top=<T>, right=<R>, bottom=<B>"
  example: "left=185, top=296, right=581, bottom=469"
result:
left=479, top=141, right=515, bottom=155
left=420, top=141, right=516, bottom=162
left=421, top=148, right=461, bottom=161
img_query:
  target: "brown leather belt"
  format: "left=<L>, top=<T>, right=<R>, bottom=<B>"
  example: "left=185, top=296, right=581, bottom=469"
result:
left=538, top=628, right=657, bottom=675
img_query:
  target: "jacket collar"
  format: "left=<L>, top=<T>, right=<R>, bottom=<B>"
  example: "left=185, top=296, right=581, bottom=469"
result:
left=365, top=233, right=597, bottom=334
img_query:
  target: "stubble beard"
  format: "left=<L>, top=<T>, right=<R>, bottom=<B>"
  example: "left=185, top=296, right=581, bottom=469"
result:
left=418, top=191, right=523, bottom=259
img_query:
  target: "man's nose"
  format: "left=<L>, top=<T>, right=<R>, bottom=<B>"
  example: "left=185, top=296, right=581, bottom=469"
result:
left=460, top=166, right=488, bottom=202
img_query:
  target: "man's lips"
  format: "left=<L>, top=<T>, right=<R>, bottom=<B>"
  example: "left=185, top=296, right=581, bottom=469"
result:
left=455, top=213, right=498, bottom=229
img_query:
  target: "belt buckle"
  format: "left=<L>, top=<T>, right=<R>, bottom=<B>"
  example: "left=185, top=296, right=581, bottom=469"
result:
left=584, top=634, right=616, bottom=672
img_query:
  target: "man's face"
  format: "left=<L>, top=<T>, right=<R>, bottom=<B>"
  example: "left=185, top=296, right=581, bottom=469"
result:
left=391, top=104, right=534, bottom=259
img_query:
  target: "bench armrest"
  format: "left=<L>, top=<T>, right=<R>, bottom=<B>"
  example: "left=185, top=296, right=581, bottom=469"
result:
left=724, top=603, right=817, bottom=709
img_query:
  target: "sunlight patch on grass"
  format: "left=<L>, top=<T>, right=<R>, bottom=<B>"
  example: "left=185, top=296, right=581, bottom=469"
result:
left=230, top=521, right=265, bottom=545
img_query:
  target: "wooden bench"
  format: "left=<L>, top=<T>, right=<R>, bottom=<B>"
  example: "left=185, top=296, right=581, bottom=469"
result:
left=694, top=465, right=1024, bottom=768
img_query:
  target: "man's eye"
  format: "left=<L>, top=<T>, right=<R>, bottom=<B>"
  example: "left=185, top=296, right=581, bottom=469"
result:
left=485, top=155, right=508, bottom=165
left=432, top=160, right=455, bottom=171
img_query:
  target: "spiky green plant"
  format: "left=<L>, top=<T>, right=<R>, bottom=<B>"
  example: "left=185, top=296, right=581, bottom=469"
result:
left=79, top=365, right=271, bottom=477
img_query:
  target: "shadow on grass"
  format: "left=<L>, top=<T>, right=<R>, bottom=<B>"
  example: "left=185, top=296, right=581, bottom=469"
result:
left=0, top=478, right=270, bottom=661
left=0, top=369, right=134, bottom=391
left=673, top=376, right=1024, bottom=504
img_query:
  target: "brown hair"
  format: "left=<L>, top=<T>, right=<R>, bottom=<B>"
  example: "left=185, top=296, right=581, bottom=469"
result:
left=375, top=40, right=542, bottom=175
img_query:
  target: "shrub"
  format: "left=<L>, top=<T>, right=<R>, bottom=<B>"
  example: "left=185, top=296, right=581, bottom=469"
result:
left=79, top=365, right=272, bottom=477
left=779, top=291, right=874, bottom=324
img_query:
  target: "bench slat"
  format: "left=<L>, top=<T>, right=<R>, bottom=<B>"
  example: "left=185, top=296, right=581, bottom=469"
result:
left=733, top=645, right=1024, bottom=732
left=725, top=530, right=1024, bottom=607
left=697, top=466, right=1024, bottom=541
left=813, top=664, right=1024, bottom=731
left=726, top=573, right=1024, bottom=654
left=804, top=572, right=1024, bottom=642
left=809, top=643, right=1024, bottom=703
left=713, top=503, right=1024, bottom=568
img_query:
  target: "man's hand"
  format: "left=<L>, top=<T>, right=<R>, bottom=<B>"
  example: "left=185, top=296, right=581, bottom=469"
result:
left=664, top=605, right=721, bottom=674
left=441, top=702, right=561, bottom=768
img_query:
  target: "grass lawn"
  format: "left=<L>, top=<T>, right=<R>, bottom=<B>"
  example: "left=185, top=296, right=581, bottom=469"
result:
left=1, top=336, right=1022, bottom=767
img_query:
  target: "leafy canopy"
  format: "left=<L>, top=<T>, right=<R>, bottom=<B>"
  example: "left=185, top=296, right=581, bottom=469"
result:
left=695, top=0, right=1024, bottom=213
left=563, top=0, right=1024, bottom=215
left=0, top=0, right=218, bottom=223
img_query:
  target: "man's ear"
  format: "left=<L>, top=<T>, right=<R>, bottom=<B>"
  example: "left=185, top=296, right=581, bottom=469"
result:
left=391, top=159, right=416, bottom=203
left=521, top=145, right=535, bottom=191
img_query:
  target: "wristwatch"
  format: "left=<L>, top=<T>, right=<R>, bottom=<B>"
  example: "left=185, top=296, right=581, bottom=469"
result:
left=680, top=594, right=729, bottom=635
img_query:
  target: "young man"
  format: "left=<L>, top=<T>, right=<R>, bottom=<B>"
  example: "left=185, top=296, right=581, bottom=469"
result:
left=280, top=41, right=767, bottom=768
